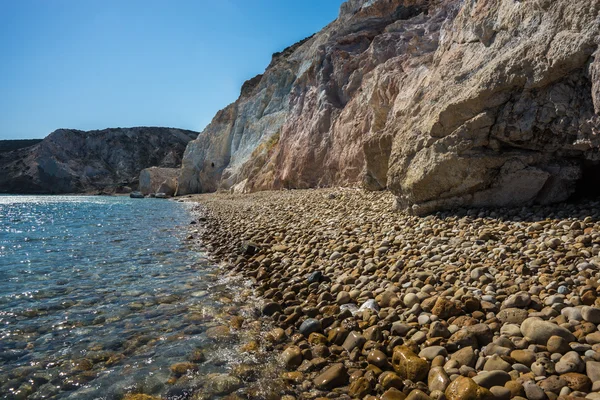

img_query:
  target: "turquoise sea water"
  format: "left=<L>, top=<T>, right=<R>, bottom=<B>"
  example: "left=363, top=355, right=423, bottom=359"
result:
left=0, top=196, right=260, bottom=399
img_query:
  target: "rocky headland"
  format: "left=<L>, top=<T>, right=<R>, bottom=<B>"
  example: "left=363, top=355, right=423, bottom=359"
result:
left=176, top=0, right=600, bottom=215
left=0, top=127, right=198, bottom=194
left=181, top=188, right=600, bottom=400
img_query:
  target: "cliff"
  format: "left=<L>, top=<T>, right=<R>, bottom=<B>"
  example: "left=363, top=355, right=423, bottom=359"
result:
left=178, top=0, right=600, bottom=213
left=0, top=127, right=198, bottom=194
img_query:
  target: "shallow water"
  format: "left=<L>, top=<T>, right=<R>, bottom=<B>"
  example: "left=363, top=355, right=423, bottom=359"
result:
left=0, top=196, right=272, bottom=400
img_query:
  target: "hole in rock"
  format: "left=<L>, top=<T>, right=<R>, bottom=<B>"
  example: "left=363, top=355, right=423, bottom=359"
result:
left=571, top=161, right=600, bottom=200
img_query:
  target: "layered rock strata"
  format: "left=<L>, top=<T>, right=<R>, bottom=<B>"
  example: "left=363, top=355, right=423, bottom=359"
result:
left=178, top=0, right=600, bottom=214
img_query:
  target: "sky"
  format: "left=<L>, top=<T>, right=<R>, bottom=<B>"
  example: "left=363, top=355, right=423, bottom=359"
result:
left=0, top=0, right=345, bottom=140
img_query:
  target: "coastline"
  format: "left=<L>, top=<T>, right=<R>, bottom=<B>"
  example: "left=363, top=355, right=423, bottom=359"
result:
left=182, top=188, right=600, bottom=399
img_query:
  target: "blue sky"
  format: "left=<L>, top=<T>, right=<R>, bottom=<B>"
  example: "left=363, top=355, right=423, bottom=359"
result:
left=0, top=0, right=344, bottom=139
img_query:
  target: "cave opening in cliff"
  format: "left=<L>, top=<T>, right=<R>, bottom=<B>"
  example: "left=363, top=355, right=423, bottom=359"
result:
left=571, top=161, right=600, bottom=201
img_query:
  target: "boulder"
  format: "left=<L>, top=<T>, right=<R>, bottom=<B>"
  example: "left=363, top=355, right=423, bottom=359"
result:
left=139, top=167, right=179, bottom=196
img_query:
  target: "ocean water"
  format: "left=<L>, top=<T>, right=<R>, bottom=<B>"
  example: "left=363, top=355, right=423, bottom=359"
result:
left=0, top=196, right=266, bottom=400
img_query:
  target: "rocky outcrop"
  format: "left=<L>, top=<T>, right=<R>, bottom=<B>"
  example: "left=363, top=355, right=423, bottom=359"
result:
left=0, top=127, right=198, bottom=194
left=178, top=0, right=600, bottom=213
left=139, top=167, right=179, bottom=196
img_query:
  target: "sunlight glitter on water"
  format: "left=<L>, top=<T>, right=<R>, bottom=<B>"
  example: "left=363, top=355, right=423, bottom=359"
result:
left=0, top=195, right=278, bottom=400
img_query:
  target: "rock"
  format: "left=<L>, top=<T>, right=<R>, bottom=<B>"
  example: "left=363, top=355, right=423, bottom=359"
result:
left=582, top=306, right=600, bottom=323
left=560, top=372, right=592, bottom=392
left=483, top=355, right=512, bottom=372
left=381, top=388, right=408, bottom=400
left=450, top=347, right=477, bottom=368
left=538, top=375, right=568, bottom=394
left=205, top=325, right=231, bottom=341
left=282, top=346, right=302, bottom=369
left=313, top=363, right=348, bottom=390
left=505, top=381, right=525, bottom=398
left=489, top=386, right=511, bottom=400
left=359, top=299, right=380, bottom=312
left=511, top=350, right=536, bottom=367
left=307, top=271, right=322, bottom=284
left=380, top=371, right=404, bottom=390
left=327, top=327, right=349, bottom=345
left=523, top=381, right=547, bottom=400
left=503, top=292, right=531, bottom=309
left=555, top=351, right=585, bottom=374
left=343, top=331, right=366, bottom=353
left=206, top=373, right=242, bottom=395
left=419, top=346, right=447, bottom=361
left=428, top=366, right=450, bottom=392
left=299, top=318, right=321, bottom=336
left=367, top=349, right=388, bottom=368
left=349, top=377, right=371, bottom=398
left=391, top=345, right=429, bottom=382
left=364, top=325, right=382, bottom=341
left=169, top=362, right=198, bottom=376
left=497, top=309, right=529, bottom=325
left=520, top=318, right=576, bottom=344
left=130, top=191, right=144, bottom=199
left=404, top=293, right=420, bottom=308
left=431, top=297, right=462, bottom=319
left=587, top=331, right=600, bottom=344
left=406, top=389, right=432, bottom=400
left=139, top=167, right=179, bottom=196
left=472, top=371, right=511, bottom=389
left=547, top=335, right=571, bottom=354
left=445, top=376, right=494, bottom=400
left=261, top=302, right=281, bottom=316
left=586, top=360, right=600, bottom=382
left=561, top=307, right=583, bottom=322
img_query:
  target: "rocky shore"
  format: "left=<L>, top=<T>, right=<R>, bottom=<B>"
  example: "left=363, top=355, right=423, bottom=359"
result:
left=184, top=188, right=600, bottom=400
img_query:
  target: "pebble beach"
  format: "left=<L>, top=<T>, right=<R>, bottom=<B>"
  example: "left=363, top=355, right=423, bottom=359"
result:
left=184, top=188, right=600, bottom=400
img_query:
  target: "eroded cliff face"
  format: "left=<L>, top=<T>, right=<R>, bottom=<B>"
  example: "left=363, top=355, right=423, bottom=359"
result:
left=0, top=127, right=198, bottom=194
left=178, top=0, right=600, bottom=213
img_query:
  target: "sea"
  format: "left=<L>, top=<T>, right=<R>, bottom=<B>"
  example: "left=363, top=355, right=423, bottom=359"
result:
left=0, top=195, right=270, bottom=400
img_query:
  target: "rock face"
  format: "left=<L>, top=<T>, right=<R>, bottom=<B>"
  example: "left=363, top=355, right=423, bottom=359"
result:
left=177, top=0, right=600, bottom=213
left=0, top=127, right=198, bottom=194
left=139, top=167, right=179, bottom=196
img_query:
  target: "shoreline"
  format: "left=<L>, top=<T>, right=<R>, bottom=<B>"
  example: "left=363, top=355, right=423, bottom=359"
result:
left=183, top=188, right=600, bottom=400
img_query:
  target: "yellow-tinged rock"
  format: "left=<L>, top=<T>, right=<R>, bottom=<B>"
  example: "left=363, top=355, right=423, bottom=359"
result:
left=391, top=345, right=429, bottom=382
left=445, top=376, right=495, bottom=400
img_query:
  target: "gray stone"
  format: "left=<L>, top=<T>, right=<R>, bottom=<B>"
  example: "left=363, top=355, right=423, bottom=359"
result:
left=472, top=370, right=511, bottom=389
left=582, top=306, right=600, bottom=323
left=520, top=317, right=576, bottom=344
left=299, top=318, right=322, bottom=336
left=342, top=331, right=366, bottom=353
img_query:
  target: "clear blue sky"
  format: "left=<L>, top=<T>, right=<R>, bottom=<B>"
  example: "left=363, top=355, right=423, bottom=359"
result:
left=0, top=0, right=344, bottom=139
